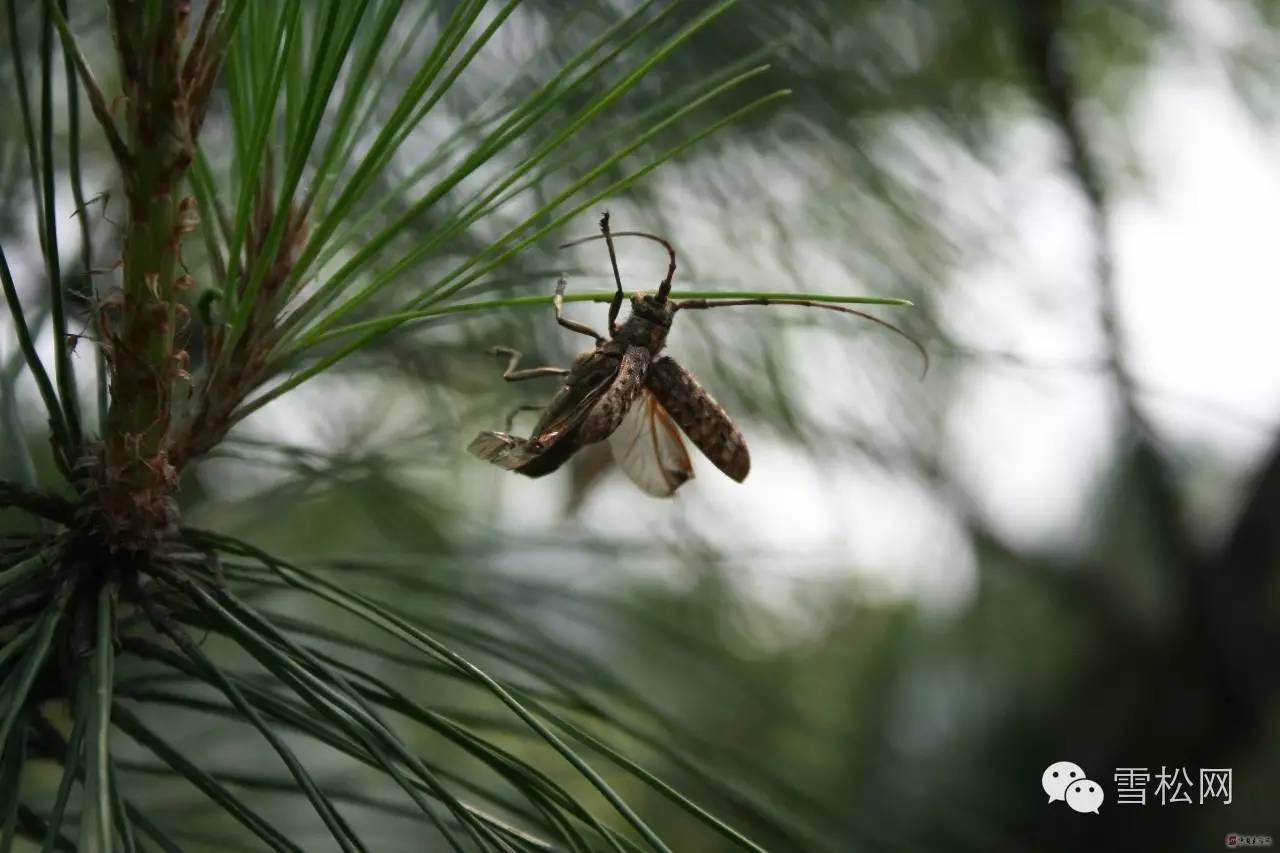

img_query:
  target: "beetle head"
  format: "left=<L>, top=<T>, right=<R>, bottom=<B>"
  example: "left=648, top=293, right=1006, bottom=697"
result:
left=629, top=292, right=675, bottom=328
left=613, top=292, right=675, bottom=352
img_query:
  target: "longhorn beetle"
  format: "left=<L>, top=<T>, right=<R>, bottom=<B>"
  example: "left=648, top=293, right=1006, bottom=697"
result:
left=468, top=213, right=924, bottom=496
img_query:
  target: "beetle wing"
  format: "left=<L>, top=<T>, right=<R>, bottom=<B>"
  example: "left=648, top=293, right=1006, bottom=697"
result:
left=645, top=356, right=750, bottom=482
left=469, top=346, right=650, bottom=478
left=524, top=345, right=648, bottom=447
left=608, top=390, right=694, bottom=497
left=469, top=353, right=616, bottom=476
left=525, top=350, right=617, bottom=442
left=467, top=431, right=542, bottom=471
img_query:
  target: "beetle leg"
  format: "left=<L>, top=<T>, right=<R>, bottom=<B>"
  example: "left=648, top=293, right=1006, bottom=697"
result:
left=554, top=275, right=606, bottom=343
left=489, top=346, right=570, bottom=381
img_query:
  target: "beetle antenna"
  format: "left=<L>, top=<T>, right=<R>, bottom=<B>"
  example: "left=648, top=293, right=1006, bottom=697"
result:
left=599, top=212, right=624, bottom=333
left=559, top=229, right=677, bottom=301
left=674, top=298, right=930, bottom=379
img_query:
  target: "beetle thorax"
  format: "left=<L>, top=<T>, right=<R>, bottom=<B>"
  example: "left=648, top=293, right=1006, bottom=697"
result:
left=612, top=293, right=674, bottom=352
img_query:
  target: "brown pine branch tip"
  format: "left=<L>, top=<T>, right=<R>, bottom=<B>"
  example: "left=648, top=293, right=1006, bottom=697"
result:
left=34, top=0, right=302, bottom=553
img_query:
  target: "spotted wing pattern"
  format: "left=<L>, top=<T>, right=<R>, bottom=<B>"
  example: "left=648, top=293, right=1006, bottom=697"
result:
left=644, top=356, right=750, bottom=482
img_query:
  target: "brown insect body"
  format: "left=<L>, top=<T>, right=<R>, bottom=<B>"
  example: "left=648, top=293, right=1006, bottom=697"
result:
left=470, top=213, right=920, bottom=495
left=469, top=217, right=750, bottom=496
left=469, top=287, right=748, bottom=493
left=539, top=294, right=672, bottom=450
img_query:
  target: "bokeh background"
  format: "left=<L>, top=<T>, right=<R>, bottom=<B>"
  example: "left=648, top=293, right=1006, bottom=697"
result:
left=4, top=1, right=1280, bottom=850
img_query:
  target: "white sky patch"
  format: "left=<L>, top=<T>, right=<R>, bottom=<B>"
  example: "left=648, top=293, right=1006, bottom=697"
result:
left=1113, top=62, right=1280, bottom=464
left=926, top=33, right=1280, bottom=563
